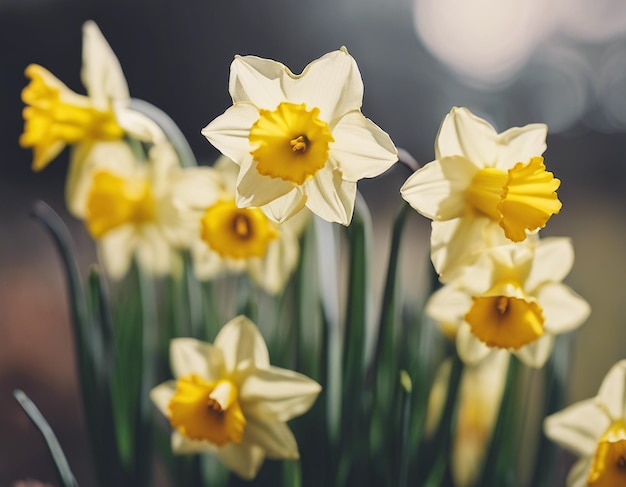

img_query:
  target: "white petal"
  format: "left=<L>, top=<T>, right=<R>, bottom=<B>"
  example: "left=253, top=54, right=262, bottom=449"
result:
left=150, top=381, right=176, bottom=416
left=260, top=188, right=307, bottom=224
left=514, top=334, right=554, bottom=368
left=171, top=432, right=215, bottom=455
left=567, top=458, right=593, bottom=487
left=135, top=225, right=174, bottom=276
left=430, top=215, right=490, bottom=281
left=303, top=165, right=356, bottom=225
left=239, top=366, right=321, bottom=423
left=97, top=225, right=136, bottom=280
left=190, top=241, right=228, bottom=281
left=401, top=156, right=477, bottom=221
left=215, top=442, right=266, bottom=480
left=116, top=107, right=167, bottom=143
left=596, top=360, right=626, bottom=422
left=544, top=399, right=608, bottom=457
left=214, top=316, right=270, bottom=372
left=202, top=103, right=261, bottom=164
left=329, top=111, right=397, bottom=183
left=170, top=338, right=219, bottom=380
left=284, top=48, right=364, bottom=121
left=228, top=55, right=287, bottom=108
left=235, top=161, right=295, bottom=208
left=435, top=107, right=497, bottom=166
left=537, top=283, right=590, bottom=334
left=524, top=238, right=574, bottom=293
left=495, top=123, right=547, bottom=169
left=81, top=21, right=129, bottom=107
left=243, top=420, right=299, bottom=460
left=456, top=323, right=492, bottom=365
left=425, top=284, right=471, bottom=328
left=247, top=231, right=300, bottom=295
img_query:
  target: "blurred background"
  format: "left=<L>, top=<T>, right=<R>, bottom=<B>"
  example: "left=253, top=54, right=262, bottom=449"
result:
left=1, top=0, right=625, bottom=485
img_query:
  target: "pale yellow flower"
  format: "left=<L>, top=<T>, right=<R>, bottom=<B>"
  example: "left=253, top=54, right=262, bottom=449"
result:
left=401, top=107, right=560, bottom=280
left=169, top=156, right=310, bottom=294
left=426, top=238, right=589, bottom=368
left=70, top=140, right=182, bottom=279
left=150, top=316, right=321, bottom=479
left=202, top=48, right=397, bottom=226
left=20, top=21, right=163, bottom=213
left=544, top=360, right=626, bottom=487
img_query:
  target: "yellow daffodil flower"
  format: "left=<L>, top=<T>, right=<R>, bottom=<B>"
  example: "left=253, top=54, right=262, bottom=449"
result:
left=201, top=48, right=398, bottom=226
left=168, top=156, right=310, bottom=294
left=426, top=238, right=590, bottom=368
left=545, top=360, right=626, bottom=487
left=150, top=316, right=321, bottom=479
left=401, top=107, right=561, bottom=280
left=20, top=21, right=163, bottom=214
left=70, top=140, right=181, bottom=279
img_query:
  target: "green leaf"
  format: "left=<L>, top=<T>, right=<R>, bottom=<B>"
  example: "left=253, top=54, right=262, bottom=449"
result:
left=14, top=390, right=79, bottom=487
left=31, top=202, right=117, bottom=487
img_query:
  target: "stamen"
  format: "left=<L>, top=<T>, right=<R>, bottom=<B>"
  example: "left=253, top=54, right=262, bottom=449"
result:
left=232, top=213, right=252, bottom=239
left=496, top=296, right=509, bottom=315
left=290, top=135, right=309, bottom=153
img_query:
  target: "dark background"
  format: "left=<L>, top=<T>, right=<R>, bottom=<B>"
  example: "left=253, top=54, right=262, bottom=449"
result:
left=1, top=0, right=625, bottom=485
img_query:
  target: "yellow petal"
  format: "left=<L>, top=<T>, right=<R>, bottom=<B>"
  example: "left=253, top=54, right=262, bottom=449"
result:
left=588, top=421, right=626, bottom=487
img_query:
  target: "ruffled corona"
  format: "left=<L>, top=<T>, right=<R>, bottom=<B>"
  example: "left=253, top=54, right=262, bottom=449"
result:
left=249, top=102, right=334, bottom=185
left=168, top=374, right=245, bottom=446
left=85, top=170, right=155, bottom=238
left=465, top=156, right=561, bottom=242
left=200, top=199, right=279, bottom=259
left=588, top=421, right=626, bottom=487
left=20, top=64, right=124, bottom=171
left=464, top=281, right=544, bottom=350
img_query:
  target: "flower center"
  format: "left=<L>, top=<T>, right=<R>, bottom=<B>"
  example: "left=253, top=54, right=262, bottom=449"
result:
left=465, top=157, right=561, bottom=242
left=168, top=374, right=245, bottom=446
left=249, top=102, right=334, bottom=185
left=464, top=281, right=544, bottom=349
left=588, top=421, right=626, bottom=487
left=85, top=170, right=155, bottom=238
left=200, top=199, right=279, bottom=259
left=19, top=64, right=124, bottom=171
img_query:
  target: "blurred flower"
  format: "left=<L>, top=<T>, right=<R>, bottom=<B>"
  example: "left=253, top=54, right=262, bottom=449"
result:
left=400, top=107, right=560, bottom=280
left=202, top=47, right=397, bottom=226
left=426, top=238, right=590, bottom=368
left=452, top=351, right=508, bottom=487
left=70, top=140, right=182, bottom=279
left=150, top=316, right=321, bottom=479
left=544, top=360, right=626, bottom=487
left=20, top=21, right=163, bottom=213
left=169, top=157, right=309, bottom=294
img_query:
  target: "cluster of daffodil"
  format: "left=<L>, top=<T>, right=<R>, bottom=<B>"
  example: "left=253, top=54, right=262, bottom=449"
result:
left=14, top=20, right=625, bottom=487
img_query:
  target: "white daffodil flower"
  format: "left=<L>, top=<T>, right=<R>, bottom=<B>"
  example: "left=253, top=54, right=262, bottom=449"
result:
left=426, top=238, right=590, bottom=368
left=169, top=156, right=310, bottom=294
left=400, top=107, right=560, bottom=281
left=544, top=360, right=626, bottom=487
left=201, top=47, right=398, bottom=226
left=70, top=140, right=182, bottom=280
left=20, top=21, right=163, bottom=213
left=150, top=316, right=321, bottom=480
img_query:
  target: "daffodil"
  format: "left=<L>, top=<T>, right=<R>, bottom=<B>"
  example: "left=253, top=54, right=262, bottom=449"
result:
left=201, top=47, right=398, bottom=226
left=20, top=21, right=163, bottom=213
left=426, top=238, right=590, bottom=367
left=169, top=156, right=309, bottom=294
left=150, top=316, right=321, bottom=479
left=544, top=360, right=626, bottom=487
left=401, top=107, right=560, bottom=280
left=70, top=140, right=182, bottom=279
